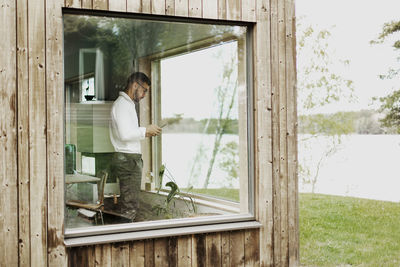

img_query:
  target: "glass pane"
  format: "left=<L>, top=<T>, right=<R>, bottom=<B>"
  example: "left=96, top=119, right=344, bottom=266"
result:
left=64, top=14, right=249, bottom=229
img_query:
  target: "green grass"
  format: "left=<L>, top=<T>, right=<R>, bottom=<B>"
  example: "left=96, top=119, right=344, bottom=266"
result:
left=300, top=193, right=400, bottom=266
left=185, top=189, right=400, bottom=266
left=181, top=188, right=239, bottom=202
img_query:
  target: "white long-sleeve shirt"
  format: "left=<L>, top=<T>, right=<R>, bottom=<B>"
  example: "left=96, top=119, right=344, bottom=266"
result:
left=109, top=92, right=146, bottom=153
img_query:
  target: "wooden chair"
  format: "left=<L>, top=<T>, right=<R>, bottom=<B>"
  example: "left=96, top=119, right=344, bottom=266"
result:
left=66, top=170, right=108, bottom=225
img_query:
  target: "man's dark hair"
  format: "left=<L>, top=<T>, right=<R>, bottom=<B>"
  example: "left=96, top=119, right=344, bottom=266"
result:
left=124, top=72, right=151, bottom=92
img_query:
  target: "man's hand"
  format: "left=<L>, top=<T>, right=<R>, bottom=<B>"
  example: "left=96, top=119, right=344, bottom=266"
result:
left=145, top=124, right=162, bottom=137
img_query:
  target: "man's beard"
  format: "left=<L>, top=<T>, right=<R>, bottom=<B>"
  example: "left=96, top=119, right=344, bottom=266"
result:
left=133, top=89, right=140, bottom=102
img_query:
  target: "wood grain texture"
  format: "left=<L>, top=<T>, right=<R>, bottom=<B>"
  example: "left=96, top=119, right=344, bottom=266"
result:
left=230, top=231, right=245, bottom=266
left=145, top=239, right=155, bottom=266
left=109, top=0, right=126, bottom=12
left=111, top=242, right=130, bottom=267
left=188, top=0, right=201, bottom=17
left=142, top=0, right=151, bottom=13
left=168, top=236, right=178, bottom=267
left=151, top=0, right=165, bottom=15
left=285, top=0, right=299, bottom=265
left=270, top=0, right=281, bottom=264
left=46, top=0, right=67, bottom=266
left=0, top=0, right=18, bottom=266
left=166, top=0, right=175, bottom=15
left=177, top=236, right=192, bottom=267
left=65, top=0, right=81, bottom=8
left=227, top=0, right=240, bottom=20
left=154, top=238, right=168, bottom=267
left=28, top=0, right=48, bottom=265
left=255, top=0, right=274, bottom=266
left=82, top=0, right=93, bottom=8
left=175, top=0, right=188, bottom=16
left=127, top=0, right=141, bottom=12
left=221, top=232, right=230, bottom=267
left=244, top=229, right=260, bottom=266
left=93, top=0, right=108, bottom=10
left=16, top=0, right=30, bottom=265
left=130, top=241, right=145, bottom=266
left=192, top=234, right=205, bottom=267
left=206, top=233, right=221, bottom=267
left=202, top=0, right=217, bottom=19
left=241, top=0, right=256, bottom=22
left=95, top=244, right=112, bottom=266
left=218, top=0, right=226, bottom=20
left=278, top=0, right=289, bottom=265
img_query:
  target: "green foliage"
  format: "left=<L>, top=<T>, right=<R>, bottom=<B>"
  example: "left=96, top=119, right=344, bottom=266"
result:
left=300, top=193, right=400, bottom=266
left=218, top=141, right=239, bottom=183
left=372, top=20, right=400, bottom=132
left=298, top=112, right=355, bottom=136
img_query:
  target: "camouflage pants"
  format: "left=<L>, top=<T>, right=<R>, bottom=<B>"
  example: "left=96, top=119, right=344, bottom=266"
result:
left=112, top=152, right=142, bottom=221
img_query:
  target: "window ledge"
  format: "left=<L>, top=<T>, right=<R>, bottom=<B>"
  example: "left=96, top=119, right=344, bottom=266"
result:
left=64, top=220, right=261, bottom=247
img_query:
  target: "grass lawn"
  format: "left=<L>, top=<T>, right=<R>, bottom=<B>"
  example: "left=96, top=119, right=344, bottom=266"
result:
left=185, top=189, right=400, bottom=266
left=300, top=193, right=400, bottom=266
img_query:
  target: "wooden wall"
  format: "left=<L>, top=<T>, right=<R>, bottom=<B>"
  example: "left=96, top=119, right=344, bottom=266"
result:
left=0, top=0, right=298, bottom=266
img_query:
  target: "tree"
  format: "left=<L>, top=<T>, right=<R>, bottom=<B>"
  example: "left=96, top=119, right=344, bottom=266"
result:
left=372, top=21, right=400, bottom=132
left=297, top=18, right=355, bottom=193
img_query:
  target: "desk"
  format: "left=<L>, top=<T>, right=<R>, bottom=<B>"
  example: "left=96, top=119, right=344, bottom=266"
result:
left=66, top=173, right=100, bottom=184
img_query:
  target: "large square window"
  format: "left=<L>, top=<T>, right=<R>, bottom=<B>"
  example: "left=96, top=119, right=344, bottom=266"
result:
left=64, top=13, right=253, bottom=235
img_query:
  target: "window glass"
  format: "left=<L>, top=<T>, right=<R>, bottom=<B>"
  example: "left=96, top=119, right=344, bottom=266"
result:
left=64, top=14, right=250, bottom=229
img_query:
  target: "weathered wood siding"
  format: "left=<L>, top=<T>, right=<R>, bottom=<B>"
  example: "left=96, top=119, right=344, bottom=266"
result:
left=0, top=0, right=298, bottom=266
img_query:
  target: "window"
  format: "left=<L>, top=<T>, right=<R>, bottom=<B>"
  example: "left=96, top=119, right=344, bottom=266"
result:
left=64, top=13, right=253, bottom=235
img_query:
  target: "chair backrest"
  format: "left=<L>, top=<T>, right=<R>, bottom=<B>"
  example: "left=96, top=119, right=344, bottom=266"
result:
left=97, top=170, right=108, bottom=204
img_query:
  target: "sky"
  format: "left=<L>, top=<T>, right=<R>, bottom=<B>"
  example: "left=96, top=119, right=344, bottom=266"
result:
left=296, top=0, right=400, bottom=114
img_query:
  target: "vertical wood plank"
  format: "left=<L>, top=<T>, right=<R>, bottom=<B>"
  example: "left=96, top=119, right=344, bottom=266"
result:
left=241, top=0, right=256, bottom=22
left=65, top=0, right=81, bottom=8
left=221, top=232, right=230, bottom=267
left=86, top=246, right=96, bottom=267
left=82, top=0, right=93, bottom=8
left=154, top=238, right=168, bottom=267
left=244, top=229, right=260, bottom=267
left=95, top=244, right=112, bottom=267
left=278, top=0, right=289, bottom=265
left=286, top=0, right=299, bottom=265
left=177, top=236, right=192, bottom=267
left=109, top=0, right=126, bottom=12
left=0, top=0, right=18, bottom=266
left=202, top=0, right=217, bottom=19
left=165, top=0, right=175, bottom=15
left=255, top=0, right=274, bottom=266
left=46, top=1, right=67, bottom=266
left=226, top=0, right=240, bottom=20
left=218, top=0, right=226, bottom=20
left=230, top=231, right=245, bottom=266
left=29, top=0, right=48, bottom=265
left=127, top=0, right=141, bottom=12
left=142, top=0, right=151, bottom=13
left=206, top=233, right=221, bottom=267
left=175, top=0, right=188, bottom=16
left=111, top=242, right=130, bottom=267
left=192, top=234, right=205, bottom=267
left=151, top=0, right=165, bottom=15
left=188, top=0, right=201, bottom=17
left=167, top=236, right=178, bottom=267
left=130, top=240, right=145, bottom=266
left=144, top=239, right=155, bottom=267
left=270, top=0, right=281, bottom=264
left=16, top=0, right=30, bottom=265
left=93, top=0, right=108, bottom=10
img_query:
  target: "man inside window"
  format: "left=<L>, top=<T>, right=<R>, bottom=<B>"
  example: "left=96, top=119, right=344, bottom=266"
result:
left=110, top=72, right=161, bottom=221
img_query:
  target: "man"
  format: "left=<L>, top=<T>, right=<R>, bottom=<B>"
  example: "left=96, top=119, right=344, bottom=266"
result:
left=109, top=72, right=161, bottom=221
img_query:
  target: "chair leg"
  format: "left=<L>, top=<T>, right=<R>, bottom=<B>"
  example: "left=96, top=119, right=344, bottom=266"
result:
left=99, top=210, right=104, bottom=225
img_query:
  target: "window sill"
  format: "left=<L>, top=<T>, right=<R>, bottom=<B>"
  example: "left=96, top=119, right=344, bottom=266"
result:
left=64, top=220, right=261, bottom=247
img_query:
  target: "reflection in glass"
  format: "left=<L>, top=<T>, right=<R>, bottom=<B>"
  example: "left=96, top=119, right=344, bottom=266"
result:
left=64, top=14, right=249, bottom=229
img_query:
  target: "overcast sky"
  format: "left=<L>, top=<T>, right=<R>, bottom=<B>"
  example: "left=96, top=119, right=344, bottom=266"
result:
left=297, top=0, right=400, bottom=113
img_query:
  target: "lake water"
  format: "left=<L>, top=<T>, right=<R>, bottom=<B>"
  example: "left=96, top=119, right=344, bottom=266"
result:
left=299, top=134, right=400, bottom=202
left=162, top=133, right=400, bottom=202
